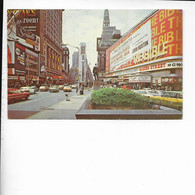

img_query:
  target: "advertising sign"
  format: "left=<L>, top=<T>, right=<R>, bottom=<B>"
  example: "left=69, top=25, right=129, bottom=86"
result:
left=15, top=43, right=25, bottom=66
left=15, top=9, right=40, bottom=35
left=138, top=61, right=182, bottom=72
left=8, top=68, right=15, bottom=75
left=25, top=48, right=39, bottom=69
left=129, top=75, right=151, bottom=83
left=16, top=24, right=40, bottom=51
left=40, top=55, right=46, bottom=77
left=7, top=41, right=15, bottom=64
left=106, top=10, right=182, bottom=73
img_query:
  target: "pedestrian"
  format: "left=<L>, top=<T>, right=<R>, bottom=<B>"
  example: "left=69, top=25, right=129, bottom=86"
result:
left=80, top=84, right=84, bottom=95
left=76, top=85, right=78, bottom=93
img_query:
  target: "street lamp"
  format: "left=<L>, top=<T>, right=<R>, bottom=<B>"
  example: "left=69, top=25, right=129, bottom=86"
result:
left=62, top=43, right=80, bottom=90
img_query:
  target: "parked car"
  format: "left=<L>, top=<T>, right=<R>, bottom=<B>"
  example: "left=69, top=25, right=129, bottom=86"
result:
left=58, top=85, right=64, bottom=90
left=71, top=84, right=77, bottom=89
left=133, top=90, right=152, bottom=97
left=8, top=88, right=30, bottom=104
left=49, top=85, right=59, bottom=93
left=143, top=88, right=151, bottom=91
left=20, top=86, right=35, bottom=94
left=30, top=86, right=38, bottom=92
left=39, top=85, right=49, bottom=92
left=150, top=91, right=183, bottom=103
left=162, top=91, right=183, bottom=98
left=63, top=86, right=72, bottom=92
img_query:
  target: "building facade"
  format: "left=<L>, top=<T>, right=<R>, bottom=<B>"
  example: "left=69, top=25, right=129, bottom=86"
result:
left=69, top=51, right=79, bottom=83
left=96, top=9, right=121, bottom=79
left=7, top=9, right=41, bottom=87
left=105, top=9, right=183, bottom=91
left=7, top=9, right=64, bottom=87
left=79, top=42, right=87, bottom=83
left=39, top=10, right=64, bottom=84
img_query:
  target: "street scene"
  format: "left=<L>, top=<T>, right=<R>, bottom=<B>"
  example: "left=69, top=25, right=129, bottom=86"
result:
left=7, top=9, right=183, bottom=119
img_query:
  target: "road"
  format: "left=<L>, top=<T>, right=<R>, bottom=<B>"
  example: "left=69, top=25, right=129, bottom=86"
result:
left=8, top=89, right=78, bottom=119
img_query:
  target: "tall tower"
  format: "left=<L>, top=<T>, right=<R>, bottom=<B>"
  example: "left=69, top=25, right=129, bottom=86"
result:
left=103, top=9, right=110, bottom=28
left=96, top=9, right=121, bottom=79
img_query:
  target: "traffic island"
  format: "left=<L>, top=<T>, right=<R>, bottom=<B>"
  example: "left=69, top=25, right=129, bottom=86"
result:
left=75, top=97, right=182, bottom=119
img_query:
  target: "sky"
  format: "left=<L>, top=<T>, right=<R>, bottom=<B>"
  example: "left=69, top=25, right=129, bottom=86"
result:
left=62, top=9, right=153, bottom=71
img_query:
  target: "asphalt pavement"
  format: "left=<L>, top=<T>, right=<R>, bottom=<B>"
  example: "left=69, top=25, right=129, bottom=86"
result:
left=8, top=89, right=92, bottom=119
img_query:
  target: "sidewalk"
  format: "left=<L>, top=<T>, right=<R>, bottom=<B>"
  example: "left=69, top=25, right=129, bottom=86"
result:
left=27, top=90, right=92, bottom=119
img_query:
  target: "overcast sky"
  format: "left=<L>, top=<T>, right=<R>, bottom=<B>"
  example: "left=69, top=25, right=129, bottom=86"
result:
left=62, top=9, right=153, bottom=70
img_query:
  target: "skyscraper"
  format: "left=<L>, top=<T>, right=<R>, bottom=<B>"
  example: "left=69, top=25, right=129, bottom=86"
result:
left=97, top=9, right=121, bottom=79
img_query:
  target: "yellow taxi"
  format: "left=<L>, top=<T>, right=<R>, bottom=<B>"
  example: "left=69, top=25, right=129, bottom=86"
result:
left=150, top=91, right=183, bottom=103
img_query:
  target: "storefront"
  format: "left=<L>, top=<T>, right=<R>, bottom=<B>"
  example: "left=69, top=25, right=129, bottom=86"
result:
left=129, top=74, right=152, bottom=89
left=8, top=75, right=26, bottom=88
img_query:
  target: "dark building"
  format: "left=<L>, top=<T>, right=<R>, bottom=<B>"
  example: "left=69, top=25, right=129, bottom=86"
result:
left=7, top=9, right=64, bottom=86
left=96, top=9, right=121, bottom=79
left=39, top=10, right=64, bottom=84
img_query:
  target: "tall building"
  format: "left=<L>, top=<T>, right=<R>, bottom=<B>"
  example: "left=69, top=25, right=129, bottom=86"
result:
left=79, top=42, right=87, bottom=82
left=7, top=9, right=64, bottom=86
left=39, top=10, right=64, bottom=84
left=69, top=51, right=79, bottom=83
left=72, top=51, right=79, bottom=69
left=96, top=9, right=121, bottom=79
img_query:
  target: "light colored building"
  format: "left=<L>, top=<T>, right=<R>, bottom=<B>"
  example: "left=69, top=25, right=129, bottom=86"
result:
left=79, top=42, right=87, bottom=83
left=96, top=9, right=121, bottom=79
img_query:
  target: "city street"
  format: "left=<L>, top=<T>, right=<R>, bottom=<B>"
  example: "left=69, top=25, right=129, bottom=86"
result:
left=8, top=88, right=81, bottom=119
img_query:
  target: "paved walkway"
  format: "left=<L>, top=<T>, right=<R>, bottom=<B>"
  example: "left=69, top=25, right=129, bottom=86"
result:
left=27, top=90, right=91, bottom=119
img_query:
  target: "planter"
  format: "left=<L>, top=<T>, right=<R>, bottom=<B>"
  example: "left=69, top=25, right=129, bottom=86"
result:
left=75, top=97, right=182, bottom=120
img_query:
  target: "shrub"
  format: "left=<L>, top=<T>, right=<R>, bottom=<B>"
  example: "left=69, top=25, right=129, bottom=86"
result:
left=91, top=88, right=153, bottom=109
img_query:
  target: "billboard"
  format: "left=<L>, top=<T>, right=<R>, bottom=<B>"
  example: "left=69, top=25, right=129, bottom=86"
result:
left=15, top=9, right=40, bottom=35
left=15, top=43, right=25, bottom=66
left=106, top=10, right=183, bottom=73
left=7, top=41, right=15, bottom=64
left=25, top=48, right=39, bottom=70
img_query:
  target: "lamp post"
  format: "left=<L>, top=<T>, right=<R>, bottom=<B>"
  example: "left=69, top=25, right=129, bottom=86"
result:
left=62, top=43, right=80, bottom=90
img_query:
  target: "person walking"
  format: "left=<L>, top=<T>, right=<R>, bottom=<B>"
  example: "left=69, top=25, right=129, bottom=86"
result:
left=76, top=85, right=79, bottom=93
left=80, top=84, right=84, bottom=95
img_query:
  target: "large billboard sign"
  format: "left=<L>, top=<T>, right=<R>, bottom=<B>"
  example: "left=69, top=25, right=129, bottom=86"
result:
left=15, top=9, right=40, bottom=35
left=106, top=10, right=182, bottom=73
left=16, top=24, right=40, bottom=51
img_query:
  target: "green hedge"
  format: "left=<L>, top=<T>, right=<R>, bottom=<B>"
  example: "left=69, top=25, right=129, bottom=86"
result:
left=91, top=88, right=153, bottom=109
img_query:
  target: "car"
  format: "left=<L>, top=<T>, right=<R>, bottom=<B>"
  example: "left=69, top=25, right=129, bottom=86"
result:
left=133, top=90, right=151, bottom=97
left=150, top=91, right=183, bottom=103
left=58, top=85, right=64, bottom=90
left=49, top=85, right=59, bottom=93
left=143, top=88, right=152, bottom=91
left=161, top=91, right=183, bottom=99
left=20, top=86, right=35, bottom=94
left=63, top=86, right=72, bottom=92
left=39, top=85, right=49, bottom=92
left=30, top=86, right=39, bottom=92
left=8, top=88, right=30, bottom=104
left=71, top=84, right=77, bottom=89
